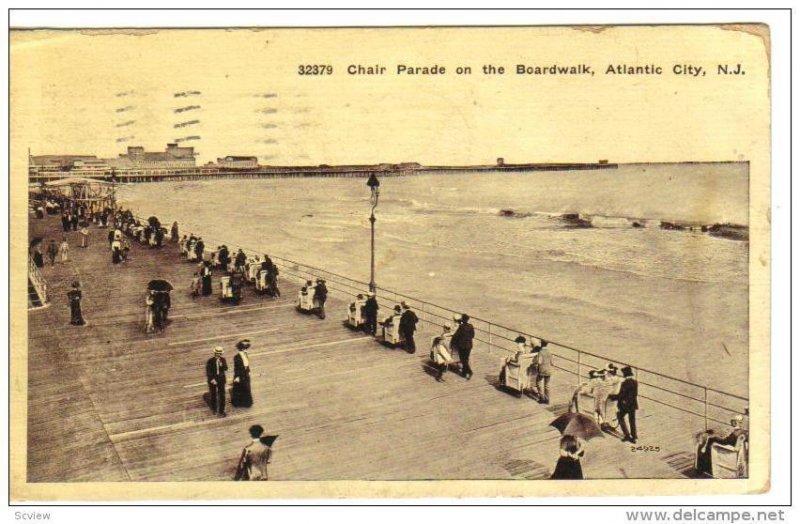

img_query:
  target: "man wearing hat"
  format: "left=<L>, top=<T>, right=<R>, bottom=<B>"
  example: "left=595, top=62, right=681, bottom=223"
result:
left=313, top=279, right=328, bottom=319
left=364, top=292, right=379, bottom=336
left=535, top=340, right=553, bottom=404
left=451, top=313, right=475, bottom=379
left=399, top=302, right=419, bottom=354
left=613, top=366, right=639, bottom=443
left=231, top=340, right=253, bottom=408
left=205, top=346, right=229, bottom=417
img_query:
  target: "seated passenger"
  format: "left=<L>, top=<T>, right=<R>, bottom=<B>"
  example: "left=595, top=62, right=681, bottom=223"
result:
left=298, top=280, right=315, bottom=310
left=348, top=294, right=366, bottom=326
left=383, top=305, right=402, bottom=327
left=696, top=415, right=748, bottom=477
left=431, top=335, right=453, bottom=382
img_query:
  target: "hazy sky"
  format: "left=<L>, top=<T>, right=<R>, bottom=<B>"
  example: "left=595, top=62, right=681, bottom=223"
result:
left=11, top=26, right=768, bottom=165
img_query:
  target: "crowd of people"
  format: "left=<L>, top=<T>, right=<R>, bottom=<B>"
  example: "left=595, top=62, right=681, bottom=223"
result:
left=179, top=237, right=282, bottom=303
left=32, top=198, right=747, bottom=481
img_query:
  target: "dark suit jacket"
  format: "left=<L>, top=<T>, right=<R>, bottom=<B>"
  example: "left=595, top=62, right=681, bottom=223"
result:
left=364, top=298, right=379, bottom=316
left=206, top=356, right=228, bottom=384
left=617, top=377, right=639, bottom=412
left=399, top=310, right=419, bottom=332
left=452, top=323, right=475, bottom=351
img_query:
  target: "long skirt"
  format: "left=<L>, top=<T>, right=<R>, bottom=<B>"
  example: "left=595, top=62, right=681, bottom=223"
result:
left=144, top=305, right=155, bottom=333
left=112, top=248, right=121, bottom=264
left=70, top=301, right=85, bottom=325
left=202, top=275, right=213, bottom=296
left=231, top=376, right=253, bottom=407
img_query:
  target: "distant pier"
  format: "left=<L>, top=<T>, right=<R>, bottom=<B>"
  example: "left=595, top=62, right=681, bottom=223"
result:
left=28, top=162, right=619, bottom=184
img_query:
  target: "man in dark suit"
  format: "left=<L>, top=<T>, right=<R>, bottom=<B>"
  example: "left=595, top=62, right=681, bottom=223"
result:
left=364, top=293, right=379, bottom=336
left=614, top=366, right=639, bottom=443
left=451, top=313, right=475, bottom=379
left=399, top=302, right=419, bottom=354
left=205, top=346, right=228, bottom=417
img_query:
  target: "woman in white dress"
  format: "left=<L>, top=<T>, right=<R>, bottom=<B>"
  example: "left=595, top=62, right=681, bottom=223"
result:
left=431, top=330, right=453, bottom=382
left=58, top=236, right=70, bottom=263
left=144, top=291, right=155, bottom=334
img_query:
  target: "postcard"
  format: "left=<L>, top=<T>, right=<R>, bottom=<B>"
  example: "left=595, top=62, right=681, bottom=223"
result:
left=10, top=22, right=771, bottom=501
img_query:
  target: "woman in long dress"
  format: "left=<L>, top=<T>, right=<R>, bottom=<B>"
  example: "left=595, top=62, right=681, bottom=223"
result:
left=171, top=222, right=179, bottom=242
left=58, top=236, right=70, bottom=263
left=144, top=292, right=155, bottom=334
left=231, top=340, right=253, bottom=407
left=201, top=262, right=213, bottom=296
left=111, top=239, right=122, bottom=264
left=67, top=281, right=85, bottom=326
left=551, top=435, right=584, bottom=480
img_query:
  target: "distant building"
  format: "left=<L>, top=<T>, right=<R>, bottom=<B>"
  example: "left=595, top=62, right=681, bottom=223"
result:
left=216, top=156, right=258, bottom=169
left=72, top=158, right=110, bottom=172
left=30, top=155, right=100, bottom=173
left=497, top=157, right=505, bottom=166
left=110, top=143, right=197, bottom=169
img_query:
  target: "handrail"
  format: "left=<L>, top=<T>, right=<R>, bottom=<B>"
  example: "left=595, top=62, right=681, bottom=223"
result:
left=28, top=256, right=48, bottom=306
left=124, top=212, right=749, bottom=430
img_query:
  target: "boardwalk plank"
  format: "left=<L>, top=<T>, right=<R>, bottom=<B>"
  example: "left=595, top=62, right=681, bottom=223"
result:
left=27, top=215, right=696, bottom=482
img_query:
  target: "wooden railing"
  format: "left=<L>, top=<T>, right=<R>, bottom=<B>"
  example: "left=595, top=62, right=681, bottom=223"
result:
left=138, top=214, right=750, bottom=433
left=28, top=256, right=48, bottom=307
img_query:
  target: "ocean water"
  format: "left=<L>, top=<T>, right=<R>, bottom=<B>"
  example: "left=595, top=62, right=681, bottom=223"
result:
left=118, top=163, right=749, bottom=396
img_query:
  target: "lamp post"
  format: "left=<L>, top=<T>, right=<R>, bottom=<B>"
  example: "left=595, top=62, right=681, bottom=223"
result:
left=366, top=173, right=380, bottom=293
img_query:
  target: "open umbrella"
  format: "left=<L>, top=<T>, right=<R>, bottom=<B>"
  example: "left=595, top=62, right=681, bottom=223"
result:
left=147, top=216, right=160, bottom=228
left=259, top=434, right=279, bottom=447
left=147, top=279, right=174, bottom=292
left=550, top=412, right=604, bottom=441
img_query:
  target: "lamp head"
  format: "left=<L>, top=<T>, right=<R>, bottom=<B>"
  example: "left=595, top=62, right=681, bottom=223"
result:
left=366, top=173, right=380, bottom=190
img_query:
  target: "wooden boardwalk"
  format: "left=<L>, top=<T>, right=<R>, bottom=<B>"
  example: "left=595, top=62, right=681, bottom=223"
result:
left=27, top=215, right=701, bottom=482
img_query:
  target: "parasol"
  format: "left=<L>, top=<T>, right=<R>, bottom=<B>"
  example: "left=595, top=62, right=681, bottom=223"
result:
left=550, top=412, right=604, bottom=441
left=259, top=434, right=279, bottom=447
left=147, top=279, right=174, bottom=292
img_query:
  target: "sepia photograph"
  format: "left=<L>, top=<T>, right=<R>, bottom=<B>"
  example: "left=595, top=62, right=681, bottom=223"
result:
left=8, top=14, right=777, bottom=503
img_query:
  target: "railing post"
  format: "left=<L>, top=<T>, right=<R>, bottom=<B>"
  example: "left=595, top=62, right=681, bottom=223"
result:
left=488, top=323, right=492, bottom=355
left=703, top=387, right=709, bottom=431
left=577, top=351, right=582, bottom=385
